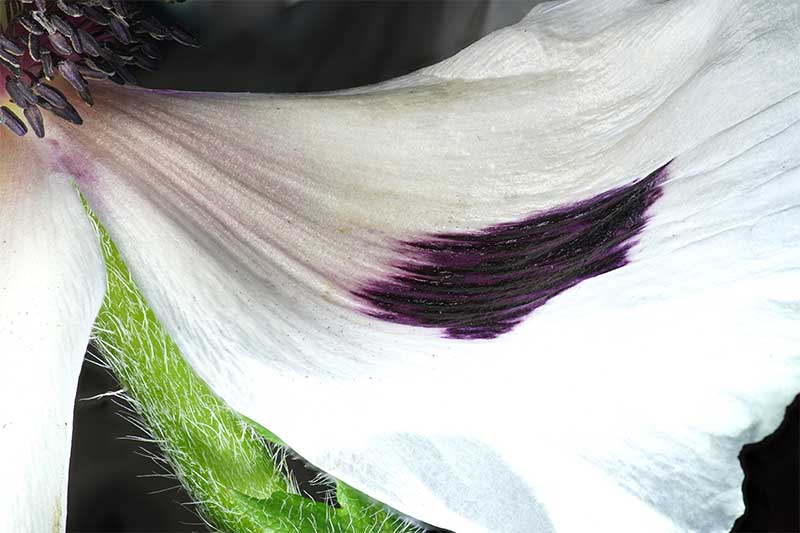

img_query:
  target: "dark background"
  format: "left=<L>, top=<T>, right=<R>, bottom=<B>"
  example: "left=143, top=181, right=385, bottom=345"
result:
left=66, top=1, right=800, bottom=532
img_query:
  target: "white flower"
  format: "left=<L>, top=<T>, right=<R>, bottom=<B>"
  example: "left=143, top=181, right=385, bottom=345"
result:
left=2, top=0, right=799, bottom=531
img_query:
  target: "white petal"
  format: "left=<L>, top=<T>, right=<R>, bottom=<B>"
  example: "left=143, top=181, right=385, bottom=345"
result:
left=0, top=134, right=105, bottom=532
left=48, top=0, right=799, bottom=531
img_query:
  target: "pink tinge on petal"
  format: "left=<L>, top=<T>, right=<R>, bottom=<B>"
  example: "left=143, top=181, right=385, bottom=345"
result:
left=0, top=130, right=105, bottom=533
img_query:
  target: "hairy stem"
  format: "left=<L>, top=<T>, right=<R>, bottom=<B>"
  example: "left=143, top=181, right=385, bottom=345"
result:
left=88, top=207, right=419, bottom=533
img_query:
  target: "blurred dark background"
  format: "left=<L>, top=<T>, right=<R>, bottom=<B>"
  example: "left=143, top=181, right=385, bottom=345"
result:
left=66, top=1, right=799, bottom=532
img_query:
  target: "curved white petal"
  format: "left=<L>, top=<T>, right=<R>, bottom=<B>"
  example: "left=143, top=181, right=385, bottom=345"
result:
left=0, top=133, right=105, bottom=532
left=48, top=0, right=799, bottom=531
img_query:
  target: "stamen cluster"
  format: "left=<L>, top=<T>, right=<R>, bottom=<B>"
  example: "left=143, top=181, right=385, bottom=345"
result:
left=0, top=0, right=198, bottom=138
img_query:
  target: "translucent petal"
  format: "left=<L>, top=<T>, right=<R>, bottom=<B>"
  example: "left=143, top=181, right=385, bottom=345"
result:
left=47, top=0, right=799, bottom=531
left=0, top=134, right=105, bottom=532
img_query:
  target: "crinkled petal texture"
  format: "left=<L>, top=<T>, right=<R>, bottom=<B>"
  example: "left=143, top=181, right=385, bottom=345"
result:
left=49, top=0, right=799, bottom=531
left=0, top=134, right=105, bottom=532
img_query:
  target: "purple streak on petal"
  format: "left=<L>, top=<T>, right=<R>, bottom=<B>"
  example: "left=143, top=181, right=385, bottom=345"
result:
left=353, top=163, right=669, bottom=340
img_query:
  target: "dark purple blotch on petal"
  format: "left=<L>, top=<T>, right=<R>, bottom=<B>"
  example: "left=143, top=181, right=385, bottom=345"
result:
left=353, top=163, right=669, bottom=340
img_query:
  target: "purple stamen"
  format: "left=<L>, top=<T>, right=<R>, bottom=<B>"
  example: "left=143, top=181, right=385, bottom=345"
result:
left=0, top=0, right=199, bottom=138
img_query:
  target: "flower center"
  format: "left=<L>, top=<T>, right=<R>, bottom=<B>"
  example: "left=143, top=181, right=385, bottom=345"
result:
left=0, top=0, right=197, bottom=138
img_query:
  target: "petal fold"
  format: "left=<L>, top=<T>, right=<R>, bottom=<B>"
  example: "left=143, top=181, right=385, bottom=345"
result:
left=0, top=133, right=105, bottom=532
left=48, top=0, right=799, bottom=531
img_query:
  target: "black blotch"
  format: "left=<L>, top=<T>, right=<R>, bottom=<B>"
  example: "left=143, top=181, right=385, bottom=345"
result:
left=354, top=164, right=668, bottom=339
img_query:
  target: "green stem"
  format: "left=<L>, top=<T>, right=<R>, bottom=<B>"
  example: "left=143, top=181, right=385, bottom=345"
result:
left=88, top=208, right=419, bottom=533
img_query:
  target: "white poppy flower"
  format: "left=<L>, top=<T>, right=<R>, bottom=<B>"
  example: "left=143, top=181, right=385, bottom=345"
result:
left=2, top=0, right=798, bottom=532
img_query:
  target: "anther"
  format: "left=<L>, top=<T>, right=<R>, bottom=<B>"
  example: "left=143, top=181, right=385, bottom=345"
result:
left=134, top=17, right=168, bottom=40
left=33, top=82, right=68, bottom=109
left=169, top=26, right=200, bottom=48
left=110, top=63, right=135, bottom=85
left=27, top=35, right=40, bottom=62
left=31, top=11, right=57, bottom=35
left=0, top=57, right=18, bottom=76
left=19, top=15, right=45, bottom=36
left=137, top=41, right=160, bottom=60
left=23, top=106, right=44, bottom=138
left=0, top=106, right=28, bottom=136
left=41, top=49, right=55, bottom=79
left=47, top=32, right=73, bottom=56
left=0, top=35, right=24, bottom=57
left=1, top=0, right=200, bottom=138
left=108, top=17, right=131, bottom=44
left=56, top=0, right=83, bottom=18
left=0, top=48, right=20, bottom=69
left=84, top=56, right=114, bottom=75
left=111, top=0, right=127, bottom=18
left=50, top=14, right=73, bottom=36
left=6, top=77, right=36, bottom=108
left=77, top=64, right=108, bottom=80
left=76, top=28, right=100, bottom=57
left=80, top=6, right=109, bottom=26
left=132, top=52, right=156, bottom=71
left=50, top=14, right=82, bottom=56
left=57, top=59, right=88, bottom=94
left=39, top=99, right=82, bottom=125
